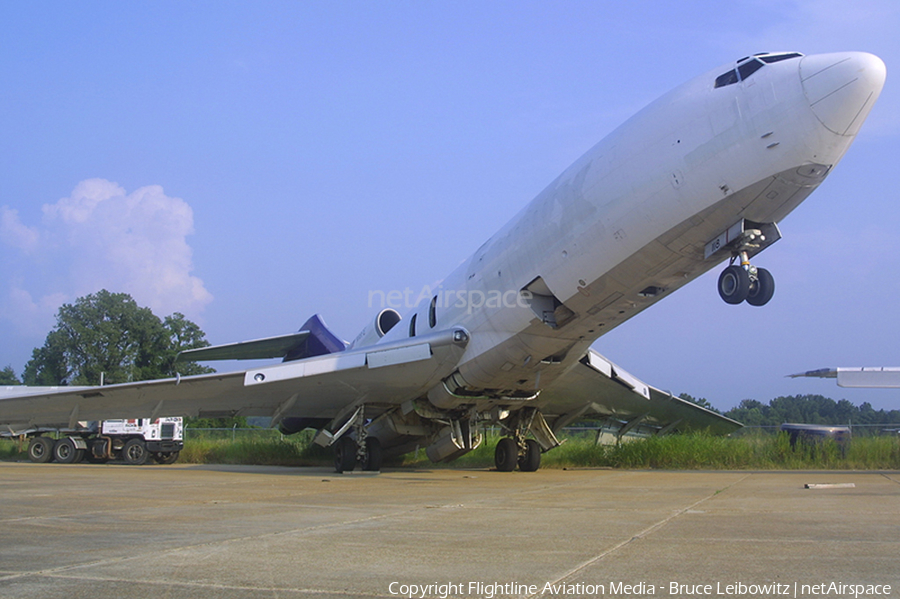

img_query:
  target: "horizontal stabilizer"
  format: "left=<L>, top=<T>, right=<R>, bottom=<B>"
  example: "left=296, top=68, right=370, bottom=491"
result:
left=177, top=331, right=311, bottom=362
left=177, top=314, right=347, bottom=363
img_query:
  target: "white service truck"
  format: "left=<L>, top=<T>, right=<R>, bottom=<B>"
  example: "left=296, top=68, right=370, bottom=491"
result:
left=21, top=417, right=184, bottom=465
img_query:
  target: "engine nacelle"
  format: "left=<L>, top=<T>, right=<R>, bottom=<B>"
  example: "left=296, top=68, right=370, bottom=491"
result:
left=347, top=309, right=401, bottom=350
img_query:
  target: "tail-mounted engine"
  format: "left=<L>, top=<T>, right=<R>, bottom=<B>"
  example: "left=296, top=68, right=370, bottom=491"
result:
left=347, top=309, right=402, bottom=350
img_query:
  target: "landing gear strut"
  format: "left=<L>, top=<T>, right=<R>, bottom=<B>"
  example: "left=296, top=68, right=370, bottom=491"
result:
left=716, top=229, right=775, bottom=306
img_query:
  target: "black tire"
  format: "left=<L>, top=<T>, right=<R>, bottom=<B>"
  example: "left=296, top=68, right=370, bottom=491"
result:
left=153, top=451, right=180, bottom=465
left=27, top=437, right=54, bottom=463
left=53, top=438, right=83, bottom=464
left=746, top=268, right=775, bottom=306
left=718, top=265, right=751, bottom=304
left=494, top=437, right=518, bottom=472
left=122, top=438, right=149, bottom=465
left=363, top=437, right=383, bottom=471
left=333, top=436, right=357, bottom=473
left=518, top=439, right=542, bottom=472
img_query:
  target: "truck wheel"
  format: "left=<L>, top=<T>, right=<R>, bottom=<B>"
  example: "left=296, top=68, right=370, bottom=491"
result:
left=53, top=438, right=84, bottom=464
left=28, top=437, right=54, bottom=463
left=153, top=451, right=180, bottom=465
left=122, top=438, right=148, bottom=465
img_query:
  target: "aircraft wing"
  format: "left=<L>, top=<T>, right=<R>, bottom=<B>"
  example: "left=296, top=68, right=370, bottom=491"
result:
left=0, top=328, right=468, bottom=435
left=536, top=349, right=742, bottom=437
left=788, top=367, right=900, bottom=388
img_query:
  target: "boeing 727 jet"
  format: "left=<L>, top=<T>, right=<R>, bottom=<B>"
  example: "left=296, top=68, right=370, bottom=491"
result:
left=0, top=51, right=886, bottom=472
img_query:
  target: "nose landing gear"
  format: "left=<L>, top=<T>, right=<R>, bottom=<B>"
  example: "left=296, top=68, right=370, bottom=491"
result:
left=715, top=228, right=775, bottom=306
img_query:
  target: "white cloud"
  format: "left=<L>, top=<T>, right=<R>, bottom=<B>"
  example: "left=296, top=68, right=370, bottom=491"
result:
left=5, top=287, right=67, bottom=337
left=0, top=206, right=39, bottom=253
left=0, top=179, right=213, bottom=334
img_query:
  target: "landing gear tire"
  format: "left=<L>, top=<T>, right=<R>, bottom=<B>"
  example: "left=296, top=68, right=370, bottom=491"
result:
left=28, top=437, right=54, bottom=463
left=494, top=437, right=518, bottom=472
left=363, top=437, right=383, bottom=471
left=746, top=267, right=775, bottom=306
left=518, top=439, right=541, bottom=472
left=122, top=438, right=148, bottom=465
left=718, top=265, right=751, bottom=304
left=334, top=436, right=357, bottom=473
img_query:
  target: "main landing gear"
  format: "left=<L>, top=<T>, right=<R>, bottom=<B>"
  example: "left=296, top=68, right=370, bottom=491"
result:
left=716, top=229, right=775, bottom=307
left=493, top=407, right=555, bottom=472
left=494, top=437, right=541, bottom=472
left=325, top=405, right=383, bottom=473
left=333, top=435, right=382, bottom=473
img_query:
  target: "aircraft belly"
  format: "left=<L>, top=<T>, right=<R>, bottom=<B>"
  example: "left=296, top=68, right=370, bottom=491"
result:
left=451, top=165, right=824, bottom=396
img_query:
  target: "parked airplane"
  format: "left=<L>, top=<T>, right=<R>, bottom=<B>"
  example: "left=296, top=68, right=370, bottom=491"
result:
left=0, top=51, right=885, bottom=472
left=789, top=367, right=900, bottom=388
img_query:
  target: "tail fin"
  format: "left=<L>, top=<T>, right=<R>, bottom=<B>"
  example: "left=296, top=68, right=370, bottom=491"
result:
left=283, top=314, right=347, bottom=361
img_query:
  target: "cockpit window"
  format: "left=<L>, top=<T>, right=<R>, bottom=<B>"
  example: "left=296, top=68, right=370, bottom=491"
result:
left=715, top=69, right=739, bottom=88
left=714, top=52, right=803, bottom=88
left=737, top=58, right=764, bottom=80
left=759, top=52, right=802, bottom=64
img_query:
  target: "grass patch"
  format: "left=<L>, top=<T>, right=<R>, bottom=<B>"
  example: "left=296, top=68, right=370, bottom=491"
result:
left=176, top=431, right=900, bottom=470
left=180, top=430, right=333, bottom=467
left=0, top=438, right=26, bottom=461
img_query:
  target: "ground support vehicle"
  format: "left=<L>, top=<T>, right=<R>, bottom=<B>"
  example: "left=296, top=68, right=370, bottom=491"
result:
left=13, top=418, right=184, bottom=465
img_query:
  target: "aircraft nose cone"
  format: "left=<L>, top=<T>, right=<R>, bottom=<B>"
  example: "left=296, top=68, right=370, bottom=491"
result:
left=800, top=52, right=886, bottom=136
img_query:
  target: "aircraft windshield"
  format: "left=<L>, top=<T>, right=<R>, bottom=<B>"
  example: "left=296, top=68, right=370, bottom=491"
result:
left=714, top=52, right=803, bottom=89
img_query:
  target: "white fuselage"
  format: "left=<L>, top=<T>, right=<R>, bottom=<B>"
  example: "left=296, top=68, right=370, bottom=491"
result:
left=379, top=52, right=885, bottom=400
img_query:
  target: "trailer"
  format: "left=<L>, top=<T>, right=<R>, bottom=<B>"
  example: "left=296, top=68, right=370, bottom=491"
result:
left=18, top=417, right=184, bottom=465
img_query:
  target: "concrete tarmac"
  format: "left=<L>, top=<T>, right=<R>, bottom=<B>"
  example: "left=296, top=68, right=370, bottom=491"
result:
left=0, top=462, right=898, bottom=598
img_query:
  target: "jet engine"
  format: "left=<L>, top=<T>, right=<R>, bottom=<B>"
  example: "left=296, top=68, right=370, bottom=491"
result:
left=347, top=309, right=401, bottom=350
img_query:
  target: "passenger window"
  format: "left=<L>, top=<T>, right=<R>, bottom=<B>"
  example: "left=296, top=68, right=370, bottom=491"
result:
left=409, top=313, right=417, bottom=337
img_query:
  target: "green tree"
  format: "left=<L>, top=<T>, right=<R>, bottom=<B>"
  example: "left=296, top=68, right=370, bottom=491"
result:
left=23, top=290, right=214, bottom=386
left=0, top=366, right=20, bottom=385
left=724, top=395, right=900, bottom=427
left=678, top=393, right=720, bottom=414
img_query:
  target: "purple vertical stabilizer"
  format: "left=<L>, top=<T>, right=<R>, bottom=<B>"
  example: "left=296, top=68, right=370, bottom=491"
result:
left=283, top=314, right=347, bottom=361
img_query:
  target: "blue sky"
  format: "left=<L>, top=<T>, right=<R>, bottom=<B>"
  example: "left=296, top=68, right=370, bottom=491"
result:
left=2, top=1, right=899, bottom=412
